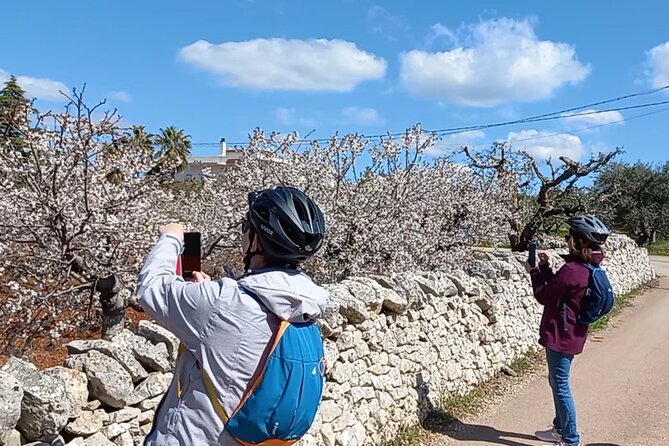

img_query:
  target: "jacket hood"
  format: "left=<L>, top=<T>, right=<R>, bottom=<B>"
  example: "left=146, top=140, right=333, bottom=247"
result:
left=560, top=250, right=604, bottom=266
left=237, top=268, right=329, bottom=323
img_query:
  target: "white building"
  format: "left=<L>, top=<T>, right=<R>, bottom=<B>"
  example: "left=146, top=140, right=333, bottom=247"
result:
left=175, top=139, right=243, bottom=181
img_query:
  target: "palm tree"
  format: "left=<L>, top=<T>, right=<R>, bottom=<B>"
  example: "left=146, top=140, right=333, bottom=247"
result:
left=155, top=126, right=191, bottom=174
left=129, top=125, right=155, bottom=155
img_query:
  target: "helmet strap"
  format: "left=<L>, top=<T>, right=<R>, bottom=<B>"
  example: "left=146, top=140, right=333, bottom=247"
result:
left=243, top=229, right=263, bottom=272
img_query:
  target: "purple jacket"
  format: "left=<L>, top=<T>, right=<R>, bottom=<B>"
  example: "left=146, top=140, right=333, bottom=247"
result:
left=529, top=251, right=604, bottom=355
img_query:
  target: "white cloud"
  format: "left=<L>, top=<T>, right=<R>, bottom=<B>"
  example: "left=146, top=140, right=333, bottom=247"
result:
left=507, top=129, right=585, bottom=160
left=179, top=38, right=387, bottom=91
left=0, top=68, right=68, bottom=101
left=646, top=41, right=669, bottom=88
left=425, top=23, right=457, bottom=47
left=562, top=109, right=624, bottom=126
left=367, top=5, right=410, bottom=41
left=400, top=17, right=590, bottom=106
left=273, top=108, right=316, bottom=127
left=341, top=107, right=384, bottom=125
left=427, top=130, right=486, bottom=155
left=108, top=91, right=131, bottom=102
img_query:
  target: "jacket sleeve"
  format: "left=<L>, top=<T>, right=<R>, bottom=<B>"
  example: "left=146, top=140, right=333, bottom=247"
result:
left=530, top=264, right=577, bottom=307
left=136, top=234, right=226, bottom=347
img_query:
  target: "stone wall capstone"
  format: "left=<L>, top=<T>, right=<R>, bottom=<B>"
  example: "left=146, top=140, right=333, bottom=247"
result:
left=0, top=235, right=655, bottom=446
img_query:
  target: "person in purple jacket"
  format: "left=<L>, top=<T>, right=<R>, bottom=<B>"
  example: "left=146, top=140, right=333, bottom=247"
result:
left=525, top=215, right=611, bottom=446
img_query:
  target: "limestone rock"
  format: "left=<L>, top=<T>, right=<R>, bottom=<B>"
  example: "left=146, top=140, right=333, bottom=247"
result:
left=65, top=340, right=148, bottom=383
left=137, top=321, right=180, bottom=363
left=108, top=407, right=141, bottom=425
left=126, top=372, right=173, bottom=406
left=0, top=371, right=23, bottom=440
left=0, top=429, right=21, bottom=446
left=1, top=357, right=69, bottom=442
left=75, top=351, right=134, bottom=409
left=326, top=284, right=367, bottom=324
left=43, top=366, right=88, bottom=419
left=65, top=409, right=107, bottom=436
left=111, top=330, right=171, bottom=373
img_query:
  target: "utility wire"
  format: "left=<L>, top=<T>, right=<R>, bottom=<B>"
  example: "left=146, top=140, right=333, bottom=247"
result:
left=189, top=84, right=669, bottom=147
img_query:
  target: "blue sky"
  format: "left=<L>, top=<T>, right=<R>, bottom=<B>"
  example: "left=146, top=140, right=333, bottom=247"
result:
left=2, top=0, right=669, bottom=163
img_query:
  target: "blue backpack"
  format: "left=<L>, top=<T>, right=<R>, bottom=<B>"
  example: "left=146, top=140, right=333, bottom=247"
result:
left=578, top=263, right=615, bottom=325
left=177, top=285, right=326, bottom=445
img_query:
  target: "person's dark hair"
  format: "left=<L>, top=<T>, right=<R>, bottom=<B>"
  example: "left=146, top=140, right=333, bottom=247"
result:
left=244, top=186, right=325, bottom=271
left=570, top=230, right=600, bottom=264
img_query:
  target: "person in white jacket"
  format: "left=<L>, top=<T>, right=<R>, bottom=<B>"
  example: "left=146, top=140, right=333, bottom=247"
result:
left=137, top=186, right=329, bottom=445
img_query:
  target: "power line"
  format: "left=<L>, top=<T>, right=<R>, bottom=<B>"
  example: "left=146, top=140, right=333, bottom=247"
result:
left=189, top=84, right=669, bottom=147
left=435, top=106, right=669, bottom=151
left=435, top=98, right=669, bottom=137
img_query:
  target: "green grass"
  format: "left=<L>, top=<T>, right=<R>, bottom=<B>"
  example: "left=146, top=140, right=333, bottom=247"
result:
left=438, top=387, right=488, bottom=420
left=379, top=424, right=426, bottom=446
left=647, top=239, right=669, bottom=256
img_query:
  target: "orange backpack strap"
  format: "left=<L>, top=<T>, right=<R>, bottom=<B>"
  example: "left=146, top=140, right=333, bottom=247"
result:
left=229, top=320, right=290, bottom=418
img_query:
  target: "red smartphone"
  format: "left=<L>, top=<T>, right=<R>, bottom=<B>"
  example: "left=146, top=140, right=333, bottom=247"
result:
left=181, top=232, right=201, bottom=280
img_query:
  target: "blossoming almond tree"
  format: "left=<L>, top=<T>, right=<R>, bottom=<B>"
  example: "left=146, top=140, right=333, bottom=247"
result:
left=0, top=91, right=177, bottom=347
left=1, top=95, right=514, bottom=351
left=185, top=126, right=514, bottom=283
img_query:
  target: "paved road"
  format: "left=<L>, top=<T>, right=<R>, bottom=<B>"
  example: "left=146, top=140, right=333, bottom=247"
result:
left=438, top=256, right=669, bottom=446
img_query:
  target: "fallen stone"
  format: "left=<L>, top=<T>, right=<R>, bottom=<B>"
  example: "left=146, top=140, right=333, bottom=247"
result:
left=136, top=394, right=163, bottom=411
left=344, top=278, right=384, bottom=314
left=326, top=284, right=367, bottom=324
left=80, top=431, right=115, bottom=445
left=101, top=422, right=127, bottom=439
left=84, top=400, right=102, bottom=411
left=126, top=372, right=173, bottom=406
left=137, top=321, right=180, bottom=363
left=43, top=366, right=88, bottom=419
left=112, top=431, right=133, bottom=446
left=111, top=330, right=171, bottom=373
left=0, top=429, right=21, bottom=446
left=65, top=340, right=148, bottom=383
left=0, top=371, right=23, bottom=440
left=76, top=351, right=134, bottom=409
left=137, top=410, right=154, bottom=426
left=318, top=297, right=344, bottom=338
left=64, top=409, right=107, bottom=436
left=1, top=357, right=69, bottom=442
left=108, top=407, right=141, bottom=425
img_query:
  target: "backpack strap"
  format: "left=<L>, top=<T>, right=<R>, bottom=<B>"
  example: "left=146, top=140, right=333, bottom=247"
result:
left=175, top=343, right=231, bottom=422
left=231, top=284, right=291, bottom=417
left=175, top=284, right=291, bottom=425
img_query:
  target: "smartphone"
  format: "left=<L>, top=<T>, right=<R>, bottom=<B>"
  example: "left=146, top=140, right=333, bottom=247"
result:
left=181, top=232, right=201, bottom=280
left=528, top=241, right=538, bottom=268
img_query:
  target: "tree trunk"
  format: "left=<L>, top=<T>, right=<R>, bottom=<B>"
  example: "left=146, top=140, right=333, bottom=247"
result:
left=96, top=275, right=125, bottom=340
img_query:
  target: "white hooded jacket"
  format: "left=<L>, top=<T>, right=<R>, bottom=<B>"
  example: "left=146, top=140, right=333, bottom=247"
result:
left=136, top=234, right=329, bottom=445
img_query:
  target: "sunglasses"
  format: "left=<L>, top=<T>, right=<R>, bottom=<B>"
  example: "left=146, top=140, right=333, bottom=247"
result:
left=241, top=218, right=250, bottom=234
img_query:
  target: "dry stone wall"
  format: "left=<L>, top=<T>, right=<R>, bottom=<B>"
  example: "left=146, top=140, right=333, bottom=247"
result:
left=0, top=235, right=655, bottom=446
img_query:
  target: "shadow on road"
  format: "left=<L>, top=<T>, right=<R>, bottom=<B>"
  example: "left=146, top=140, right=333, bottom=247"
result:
left=416, top=372, right=537, bottom=446
left=422, top=410, right=538, bottom=446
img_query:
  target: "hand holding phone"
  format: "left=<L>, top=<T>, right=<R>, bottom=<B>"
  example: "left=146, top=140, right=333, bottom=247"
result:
left=181, top=232, right=201, bottom=280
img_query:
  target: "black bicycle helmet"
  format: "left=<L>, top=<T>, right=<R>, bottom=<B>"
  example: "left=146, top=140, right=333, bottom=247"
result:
left=247, top=186, right=325, bottom=263
left=567, top=214, right=611, bottom=245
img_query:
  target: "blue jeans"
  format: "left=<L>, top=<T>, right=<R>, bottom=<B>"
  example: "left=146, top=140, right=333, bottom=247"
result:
left=546, top=349, right=580, bottom=445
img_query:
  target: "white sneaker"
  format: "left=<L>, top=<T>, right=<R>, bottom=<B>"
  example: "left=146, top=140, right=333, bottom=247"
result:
left=548, top=442, right=580, bottom=446
left=535, top=427, right=561, bottom=442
